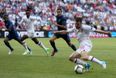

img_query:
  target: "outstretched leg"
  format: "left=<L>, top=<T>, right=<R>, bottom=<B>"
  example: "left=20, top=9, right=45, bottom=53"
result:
left=32, top=38, right=49, bottom=54
left=63, top=36, right=77, bottom=51
left=81, top=52, right=106, bottom=69
left=15, top=36, right=32, bottom=55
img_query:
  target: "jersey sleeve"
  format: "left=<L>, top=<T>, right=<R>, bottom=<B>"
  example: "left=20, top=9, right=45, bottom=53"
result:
left=82, top=25, right=96, bottom=32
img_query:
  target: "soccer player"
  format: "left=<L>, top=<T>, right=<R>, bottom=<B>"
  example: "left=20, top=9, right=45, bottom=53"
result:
left=19, top=9, right=49, bottom=55
left=49, top=8, right=77, bottom=56
left=0, top=10, right=31, bottom=55
left=54, top=15, right=111, bottom=70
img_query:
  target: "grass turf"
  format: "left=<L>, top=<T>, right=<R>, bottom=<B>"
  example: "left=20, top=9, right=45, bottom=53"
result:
left=0, top=38, right=115, bottom=78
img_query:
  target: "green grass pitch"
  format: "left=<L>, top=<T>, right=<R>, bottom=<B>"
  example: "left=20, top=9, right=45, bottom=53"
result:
left=0, top=38, right=116, bottom=78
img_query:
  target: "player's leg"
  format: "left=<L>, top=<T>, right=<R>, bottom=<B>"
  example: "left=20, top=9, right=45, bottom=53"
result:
left=69, top=52, right=90, bottom=71
left=81, top=52, right=106, bottom=69
left=31, top=37, right=49, bottom=54
left=16, top=39, right=32, bottom=55
left=15, top=35, right=32, bottom=55
left=20, top=35, right=29, bottom=41
left=4, top=36, right=14, bottom=55
left=49, top=36, right=59, bottom=56
left=62, top=35, right=76, bottom=51
left=69, top=42, right=92, bottom=70
left=79, top=41, right=106, bottom=69
left=20, top=35, right=31, bottom=52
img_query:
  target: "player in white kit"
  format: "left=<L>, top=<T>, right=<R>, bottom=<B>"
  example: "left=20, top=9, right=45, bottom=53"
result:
left=19, top=9, right=49, bottom=55
left=54, top=15, right=111, bottom=71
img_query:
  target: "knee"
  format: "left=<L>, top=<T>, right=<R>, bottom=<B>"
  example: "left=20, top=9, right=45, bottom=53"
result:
left=69, top=56, right=74, bottom=62
left=69, top=55, right=76, bottom=62
left=67, top=42, right=73, bottom=47
left=66, top=42, right=71, bottom=46
left=81, top=56, right=89, bottom=61
left=49, top=39, right=54, bottom=43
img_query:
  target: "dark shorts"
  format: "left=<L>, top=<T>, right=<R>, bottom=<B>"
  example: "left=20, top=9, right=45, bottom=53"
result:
left=54, top=33, right=70, bottom=42
left=7, top=31, right=21, bottom=40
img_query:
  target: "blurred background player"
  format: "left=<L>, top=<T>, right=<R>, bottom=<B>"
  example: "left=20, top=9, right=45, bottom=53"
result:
left=54, top=15, right=111, bottom=71
left=0, top=9, right=31, bottom=55
left=49, top=7, right=76, bottom=56
left=19, top=7, right=49, bottom=55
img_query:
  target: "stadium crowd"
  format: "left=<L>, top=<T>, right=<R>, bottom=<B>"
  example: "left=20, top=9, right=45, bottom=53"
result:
left=0, top=0, right=116, bottom=31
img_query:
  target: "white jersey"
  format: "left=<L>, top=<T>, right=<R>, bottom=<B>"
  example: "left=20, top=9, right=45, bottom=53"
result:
left=67, top=24, right=96, bottom=42
left=19, top=15, right=38, bottom=32
left=67, top=24, right=96, bottom=53
left=19, top=15, right=39, bottom=38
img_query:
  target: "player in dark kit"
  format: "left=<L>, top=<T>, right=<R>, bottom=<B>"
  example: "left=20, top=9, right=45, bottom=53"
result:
left=49, top=8, right=76, bottom=56
left=0, top=11, right=31, bottom=55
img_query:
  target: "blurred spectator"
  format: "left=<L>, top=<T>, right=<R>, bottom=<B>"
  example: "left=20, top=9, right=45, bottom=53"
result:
left=0, top=0, right=116, bottom=31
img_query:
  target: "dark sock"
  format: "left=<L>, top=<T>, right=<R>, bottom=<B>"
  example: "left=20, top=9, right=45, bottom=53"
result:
left=49, top=40, right=58, bottom=52
left=4, top=41, right=13, bottom=51
left=70, top=44, right=77, bottom=51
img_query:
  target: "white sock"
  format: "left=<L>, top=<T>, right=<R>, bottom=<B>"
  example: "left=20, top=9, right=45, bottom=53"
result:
left=38, top=41, right=47, bottom=51
left=22, top=41, right=28, bottom=50
left=74, top=58, right=87, bottom=65
left=88, top=56, right=102, bottom=65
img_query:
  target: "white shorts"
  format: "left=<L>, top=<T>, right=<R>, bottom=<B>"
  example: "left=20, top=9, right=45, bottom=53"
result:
left=27, top=31, right=35, bottom=38
left=76, top=41, right=92, bottom=54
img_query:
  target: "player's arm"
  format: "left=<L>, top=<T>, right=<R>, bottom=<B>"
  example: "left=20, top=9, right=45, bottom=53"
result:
left=54, top=30, right=67, bottom=34
left=94, top=29, right=111, bottom=37
left=54, top=27, right=75, bottom=34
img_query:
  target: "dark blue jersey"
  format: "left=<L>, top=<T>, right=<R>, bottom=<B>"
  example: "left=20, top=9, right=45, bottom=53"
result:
left=56, top=15, right=66, bottom=30
left=4, top=19, right=16, bottom=32
left=4, top=19, right=20, bottom=40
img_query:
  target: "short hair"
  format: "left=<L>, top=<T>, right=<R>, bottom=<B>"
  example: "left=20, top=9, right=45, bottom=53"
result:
left=57, top=7, right=62, bottom=11
left=74, top=16, right=83, bottom=23
left=74, top=13, right=83, bottom=22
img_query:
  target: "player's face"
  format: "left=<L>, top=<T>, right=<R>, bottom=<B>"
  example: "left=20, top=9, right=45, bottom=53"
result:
left=75, top=17, right=82, bottom=29
left=57, top=10, right=62, bottom=16
left=75, top=21, right=81, bottom=29
left=26, top=11, right=31, bottom=16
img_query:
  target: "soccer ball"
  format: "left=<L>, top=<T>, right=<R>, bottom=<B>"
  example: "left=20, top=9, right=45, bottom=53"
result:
left=74, top=64, right=84, bottom=74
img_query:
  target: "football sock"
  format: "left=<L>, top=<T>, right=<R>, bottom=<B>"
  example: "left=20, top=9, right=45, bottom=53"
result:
left=88, top=56, right=102, bottom=65
left=50, top=40, right=57, bottom=51
left=38, top=41, right=47, bottom=51
left=22, top=41, right=30, bottom=51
